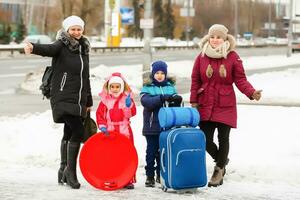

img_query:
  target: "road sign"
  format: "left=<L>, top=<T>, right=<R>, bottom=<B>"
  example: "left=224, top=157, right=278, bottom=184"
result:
left=140, top=18, right=154, bottom=29
left=120, top=7, right=134, bottom=25
left=243, top=32, right=253, bottom=40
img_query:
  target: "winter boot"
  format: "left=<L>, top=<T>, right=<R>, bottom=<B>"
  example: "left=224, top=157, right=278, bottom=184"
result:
left=223, top=158, right=230, bottom=176
left=145, top=176, right=155, bottom=187
left=62, top=142, right=81, bottom=189
left=58, top=140, right=68, bottom=184
left=155, top=174, right=160, bottom=184
left=208, top=166, right=224, bottom=187
left=124, top=183, right=134, bottom=189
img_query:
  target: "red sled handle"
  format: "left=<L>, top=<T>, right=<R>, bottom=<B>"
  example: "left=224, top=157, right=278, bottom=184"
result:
left=103, top=181, right=118, bottom=190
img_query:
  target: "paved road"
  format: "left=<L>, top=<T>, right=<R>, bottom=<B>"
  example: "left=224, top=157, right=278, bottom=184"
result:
left=0, top=47, right=298, bottom=116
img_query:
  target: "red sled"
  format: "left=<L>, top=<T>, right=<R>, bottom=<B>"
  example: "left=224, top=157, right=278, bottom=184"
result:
left=79, top=131, right=138, bottom=191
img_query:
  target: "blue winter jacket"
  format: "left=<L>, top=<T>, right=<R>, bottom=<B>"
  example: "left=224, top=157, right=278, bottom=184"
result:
left=140, top=74, right=177, bottom=135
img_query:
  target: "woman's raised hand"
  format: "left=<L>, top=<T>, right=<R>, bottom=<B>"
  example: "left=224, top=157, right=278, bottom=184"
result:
left=24, top=41, right=33, bottom=55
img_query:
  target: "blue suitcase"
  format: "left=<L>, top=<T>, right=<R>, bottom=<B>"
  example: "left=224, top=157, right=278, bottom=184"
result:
left=158, top=107, right=207, bottom=191
left=159, top=128, right=207, bottom=191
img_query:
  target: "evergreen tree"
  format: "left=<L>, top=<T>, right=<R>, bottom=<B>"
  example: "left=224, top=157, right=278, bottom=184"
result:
left=16, top=18, right=26, bottom=43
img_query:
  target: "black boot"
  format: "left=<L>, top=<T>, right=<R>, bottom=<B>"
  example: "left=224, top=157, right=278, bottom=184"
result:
left=58, top=140, right=68, bottom=184
left=62, top=142, right=81, bottom=189
left=145, top=176, right=155, bottom=187
left=155, top=174, right=160, bottom=184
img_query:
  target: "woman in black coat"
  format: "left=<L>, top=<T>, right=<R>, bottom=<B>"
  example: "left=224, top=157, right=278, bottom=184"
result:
left=24, top=15, right=93, bottom=189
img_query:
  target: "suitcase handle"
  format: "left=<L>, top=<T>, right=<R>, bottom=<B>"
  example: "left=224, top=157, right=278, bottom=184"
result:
left=161, top=148, right=166, bottom=173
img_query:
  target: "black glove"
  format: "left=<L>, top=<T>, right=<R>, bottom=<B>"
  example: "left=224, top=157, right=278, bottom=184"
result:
left=160, top=94, right=172, bottom=103
left=168, top=94, right=183, bottom=107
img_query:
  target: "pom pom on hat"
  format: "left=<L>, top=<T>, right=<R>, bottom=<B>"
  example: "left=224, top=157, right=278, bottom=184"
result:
left=62, top=15, right=85, bottom=31
left=151, top=60, right=168, bottom=76
left=208, top=24, right=228, bottom=40
left=108, top=73, right=125, bottom=94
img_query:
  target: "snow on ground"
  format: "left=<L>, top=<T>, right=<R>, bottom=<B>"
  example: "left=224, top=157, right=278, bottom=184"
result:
left=1, top=53, right=300, bottom=199
left=0, top=105, right=300, bottom=200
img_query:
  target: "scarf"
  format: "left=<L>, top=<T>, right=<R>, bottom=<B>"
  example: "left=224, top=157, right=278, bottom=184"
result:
left=201, top=40, right=230, bottom=59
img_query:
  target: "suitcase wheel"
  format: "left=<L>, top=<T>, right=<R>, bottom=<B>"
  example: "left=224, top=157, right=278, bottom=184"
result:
left=161, top=186, right=168, bottom=192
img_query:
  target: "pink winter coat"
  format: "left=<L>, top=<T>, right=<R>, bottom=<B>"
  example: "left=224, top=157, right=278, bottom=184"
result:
left=96, top=75, right=136, bottom=142
left=190, top=51, right=255, bottom=128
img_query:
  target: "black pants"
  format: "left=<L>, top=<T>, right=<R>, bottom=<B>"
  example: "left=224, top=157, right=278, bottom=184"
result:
left=62, top=115, right=84, bottom=143
left=145, top=135, right=160, bottom=178
left=199, top=121, right=231, bottom=168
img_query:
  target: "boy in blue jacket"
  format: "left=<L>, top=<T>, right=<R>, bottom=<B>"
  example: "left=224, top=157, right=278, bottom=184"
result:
left=140, top=60, right=182, bottom=187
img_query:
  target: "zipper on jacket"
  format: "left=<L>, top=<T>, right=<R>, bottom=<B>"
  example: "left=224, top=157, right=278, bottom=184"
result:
left=59, top=72, right=67, bottom=91
left=149, top=112, right=153, bottom=128
left=159, top=86, right=164, bottom=95
left=78, top=45, right=83, bottom=115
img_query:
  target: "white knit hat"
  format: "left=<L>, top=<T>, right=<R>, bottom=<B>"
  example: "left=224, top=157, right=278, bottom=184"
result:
left=62, top=15, right=85, bottom=31
left=208, top=24, right=228, bottom=40
left=108, top=75, right=124, bottom=95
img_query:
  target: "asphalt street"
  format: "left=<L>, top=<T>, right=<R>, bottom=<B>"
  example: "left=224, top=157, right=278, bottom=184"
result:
left=0, top=47, right=299, bottom=116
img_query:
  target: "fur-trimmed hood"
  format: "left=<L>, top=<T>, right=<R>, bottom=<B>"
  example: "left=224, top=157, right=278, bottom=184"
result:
left=99, top=73, right=133, bottom=99
left=198, top=34, right=236, bottom=54
left=142, top=71, right=176, bottom=86
left=56, top=29, right=90, bottom=55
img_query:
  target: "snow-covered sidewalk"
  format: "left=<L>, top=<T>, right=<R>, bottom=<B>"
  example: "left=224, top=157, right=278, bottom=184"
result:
left=0, top=105, right=300, bottom=200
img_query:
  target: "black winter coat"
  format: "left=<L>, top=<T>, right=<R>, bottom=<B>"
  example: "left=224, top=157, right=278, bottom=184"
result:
left=32, top=30, right=93, bottom=123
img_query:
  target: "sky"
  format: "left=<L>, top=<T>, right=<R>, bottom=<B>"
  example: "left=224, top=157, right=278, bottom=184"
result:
left=1, top=52, right=300, bottom=199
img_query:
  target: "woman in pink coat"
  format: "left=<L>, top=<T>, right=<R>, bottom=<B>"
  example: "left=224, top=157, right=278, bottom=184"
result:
left=190, top=24, right=262, bottom=187
left=96, top=72, right=136, bottom=189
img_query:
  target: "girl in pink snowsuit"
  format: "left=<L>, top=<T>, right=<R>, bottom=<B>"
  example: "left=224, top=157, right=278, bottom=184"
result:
left=96, top=72, right=136, bottom=189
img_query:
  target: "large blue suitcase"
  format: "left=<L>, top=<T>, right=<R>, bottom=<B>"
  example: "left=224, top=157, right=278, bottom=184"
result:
left=159, top=127, right=207, bottom=191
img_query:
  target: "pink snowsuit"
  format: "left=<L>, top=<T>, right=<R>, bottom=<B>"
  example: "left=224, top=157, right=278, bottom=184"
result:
left=96, top=73, right=137, bottom=184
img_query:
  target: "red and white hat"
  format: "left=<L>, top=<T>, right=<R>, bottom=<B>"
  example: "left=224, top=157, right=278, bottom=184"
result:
left=108, top=73, right=125, bottom=96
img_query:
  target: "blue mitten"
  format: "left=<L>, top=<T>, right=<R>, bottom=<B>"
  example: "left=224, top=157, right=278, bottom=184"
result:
left=99, top=127, right=108, bottom=135
left=125, top=94, right=132, bottom=108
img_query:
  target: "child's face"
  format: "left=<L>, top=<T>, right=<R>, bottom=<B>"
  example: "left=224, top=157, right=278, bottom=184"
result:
left=154, top=71, right=166, bottom=82
left=109, top=83, right=121, bottom=96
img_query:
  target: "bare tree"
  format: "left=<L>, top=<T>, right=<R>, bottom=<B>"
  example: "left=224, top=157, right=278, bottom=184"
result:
left=153, top=0, right=164, bottom=36
left=59, top=0, right=104, bottom=35
left=61, top=0, right=76, bottom=18
left=191, top=0, right=276, bottom=38
left=128, top=0, right=143, bottom=38
left=163, top=0, right=175, bottom=39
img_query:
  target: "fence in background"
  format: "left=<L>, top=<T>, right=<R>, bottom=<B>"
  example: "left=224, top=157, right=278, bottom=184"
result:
left=0, top=43, right=287, bottom=57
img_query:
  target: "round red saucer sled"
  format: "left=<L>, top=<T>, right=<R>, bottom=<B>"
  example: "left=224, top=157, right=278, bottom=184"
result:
left=79, top=131, right=138, bottom=191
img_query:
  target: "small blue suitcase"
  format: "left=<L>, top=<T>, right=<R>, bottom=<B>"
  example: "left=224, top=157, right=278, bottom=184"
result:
left=158, top=107, right=207, bottom=191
